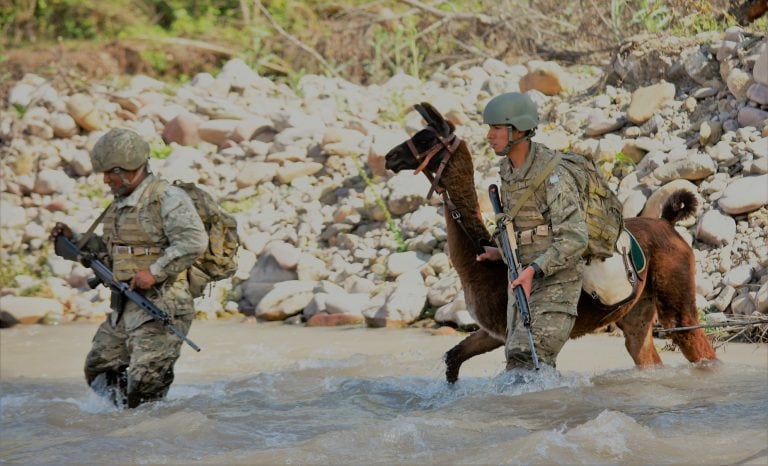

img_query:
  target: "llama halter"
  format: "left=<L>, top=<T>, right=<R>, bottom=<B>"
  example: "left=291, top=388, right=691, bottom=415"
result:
left=404, top=126, right=486, bottom=256
left=405, top=126, right=461, bottom=200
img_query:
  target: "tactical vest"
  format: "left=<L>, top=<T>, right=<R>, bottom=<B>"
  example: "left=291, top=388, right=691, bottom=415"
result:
left=102, top=179, right=167, bottom=281
left=499, top=147, right=560, bottom=267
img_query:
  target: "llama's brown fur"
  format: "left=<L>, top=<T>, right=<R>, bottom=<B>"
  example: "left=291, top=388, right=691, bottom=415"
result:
left=385, top=103, right=717, bottom=383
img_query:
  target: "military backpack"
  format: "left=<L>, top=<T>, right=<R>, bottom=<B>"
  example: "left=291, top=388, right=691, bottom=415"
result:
left=508, top=152, right=623, bottom=260
left=558, top=154, right=624, bottom=260
left=161, top=180, right=240, bottom=297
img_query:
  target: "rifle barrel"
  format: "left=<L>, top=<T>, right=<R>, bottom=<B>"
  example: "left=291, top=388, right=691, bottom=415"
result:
left=55, top=236, right=201, bottom=352
left=488, top=184, right=540, bottom=370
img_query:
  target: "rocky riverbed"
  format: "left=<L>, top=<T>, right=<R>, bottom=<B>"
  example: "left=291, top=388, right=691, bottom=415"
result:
left=1, top=29, right=766, bottom=343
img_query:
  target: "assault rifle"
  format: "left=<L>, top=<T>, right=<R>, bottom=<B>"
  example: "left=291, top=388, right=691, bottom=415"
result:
left=488, top=184, right=540, bottom=370
left=54, top=235, right=201, bottom=352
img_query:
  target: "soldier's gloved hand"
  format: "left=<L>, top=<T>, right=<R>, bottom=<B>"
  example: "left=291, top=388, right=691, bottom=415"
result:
left=130, top=269, right=157, bottom=290
left=49, top=222, right=73, bottom=242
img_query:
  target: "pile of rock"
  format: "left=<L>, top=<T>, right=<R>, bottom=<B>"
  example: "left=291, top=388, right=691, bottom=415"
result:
left=1, top=28, right=765, bottom=332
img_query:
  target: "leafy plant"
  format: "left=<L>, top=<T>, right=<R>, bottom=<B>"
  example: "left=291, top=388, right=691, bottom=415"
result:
left=20, top=283, right=54, bottom=298
left=351, top=156, right=407, bottom=252
left=365, top=18, right=424, bottom=82
left=150, top=143, right=172, bottom=160
left=673, top=12, right=731, bottom=35
left=697, top=305, right=719, bottom=335
left=612, top=151, right=636, bottom=177
left=79, top=183, right=107, bottom=200
left=140, top=48, right=169, bottom=75
left=0, top=252, right=52, bottom=289
left=379, top=91, right=410, bottom=124
left=629, top=0, right=673, bottom=32
left=11, top=103, right=27, bottom=118
left=418, top=305, right=437, bottom=320
left=221, top=197, right=256, bottom=214
left=0, top=257, right=20, bottom=288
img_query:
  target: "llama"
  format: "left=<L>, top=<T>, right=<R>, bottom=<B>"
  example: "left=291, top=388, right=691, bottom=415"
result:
left=384, top=102, right=717, bottom=383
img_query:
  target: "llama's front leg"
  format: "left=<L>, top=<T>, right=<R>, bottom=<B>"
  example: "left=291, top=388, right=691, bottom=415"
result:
left=616, top=296, right=662, bottom=367
left=445, top=329, right=503, bottom=383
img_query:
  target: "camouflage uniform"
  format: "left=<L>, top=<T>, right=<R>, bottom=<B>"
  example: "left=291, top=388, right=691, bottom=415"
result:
left=498, top=142, right=589, bottom=369
left=78, top=173, right=207, bottom=407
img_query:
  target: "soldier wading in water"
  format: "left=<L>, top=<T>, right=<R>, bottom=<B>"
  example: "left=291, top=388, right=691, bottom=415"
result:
left=476, top=92, right=589, bottom=371
left=50, top=128, right=208, bottom=408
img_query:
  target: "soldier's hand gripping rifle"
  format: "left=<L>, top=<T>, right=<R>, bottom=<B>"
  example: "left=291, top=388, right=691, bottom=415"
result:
left=54, top=235, right=201, bottom=352
left=488, top=184, right=540, bottom=370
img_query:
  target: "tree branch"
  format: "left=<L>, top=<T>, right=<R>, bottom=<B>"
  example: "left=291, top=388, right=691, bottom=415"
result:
left=135, top=36, right=236, bottom=57
left=397, top=0, right=496, bottom=24
left=254, top=0, right=341, bottom=78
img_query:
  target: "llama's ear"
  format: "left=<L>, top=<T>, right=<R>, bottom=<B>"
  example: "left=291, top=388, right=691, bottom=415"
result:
left=414, top=103, right=434, bottom=127
left=422, top=102, right=451, bottom=136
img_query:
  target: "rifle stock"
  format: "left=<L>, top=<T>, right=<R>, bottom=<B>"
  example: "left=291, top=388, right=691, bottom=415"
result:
left=54, top=235, right=201, bottom=352
left=488, top=184, right=540, bottom=370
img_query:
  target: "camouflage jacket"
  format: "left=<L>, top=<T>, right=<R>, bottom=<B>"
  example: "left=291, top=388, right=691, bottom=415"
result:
left=78, top=174, right=208, bottom=283
left=499, top=142, right=589, bottom=279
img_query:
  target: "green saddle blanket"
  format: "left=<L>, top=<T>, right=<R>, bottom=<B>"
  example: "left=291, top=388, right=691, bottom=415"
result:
left=625, top=229, right=646, bottom=273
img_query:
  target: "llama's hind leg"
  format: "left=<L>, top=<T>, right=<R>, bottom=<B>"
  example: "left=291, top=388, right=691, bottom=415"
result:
left=668, top=328, right=718, bottom=364
left=654, top=292, right=717, bottom=363
left=616, top=296, right=662, bottom=367
left=445, top=329, right=503, bottom=383
left=651, top=253, right=718, bottom=363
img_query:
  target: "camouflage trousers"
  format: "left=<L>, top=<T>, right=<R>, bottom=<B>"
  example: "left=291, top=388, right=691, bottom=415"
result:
left=84, top=291, right=193, bottom=408
left=506, top=277, right=582, bottom=369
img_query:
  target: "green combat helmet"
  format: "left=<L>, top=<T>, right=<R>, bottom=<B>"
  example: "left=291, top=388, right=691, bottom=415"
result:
left=91, top=128, right=149, bottom=173
left=482, top=92, right=539, bottom=131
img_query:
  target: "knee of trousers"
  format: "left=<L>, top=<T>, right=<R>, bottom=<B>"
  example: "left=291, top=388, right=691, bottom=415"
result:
left=506, top=311, right=575, bottom=367
left=84, top=349, right=127, bottom=384
left=126, top=359, right=176, bottom=399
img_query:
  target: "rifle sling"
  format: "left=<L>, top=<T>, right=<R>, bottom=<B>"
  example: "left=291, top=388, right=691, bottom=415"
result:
left=506, top=154, right=561, bottom=219
left=76, top=203, right=113, bottom=250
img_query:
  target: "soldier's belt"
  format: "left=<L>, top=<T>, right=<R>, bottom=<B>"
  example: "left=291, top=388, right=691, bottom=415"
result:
left=113, top=245, right=163, bottom=256
left=518, top=225, right=551, bottom=245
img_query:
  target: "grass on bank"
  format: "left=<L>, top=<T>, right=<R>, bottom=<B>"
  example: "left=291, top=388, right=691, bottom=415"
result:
left=3, top=0, right=765, bottom=89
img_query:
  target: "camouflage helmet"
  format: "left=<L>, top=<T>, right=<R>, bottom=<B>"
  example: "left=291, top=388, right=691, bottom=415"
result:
left=482, top=92, right=539, bottom=131
left=90, top=128, right=149, bottom=173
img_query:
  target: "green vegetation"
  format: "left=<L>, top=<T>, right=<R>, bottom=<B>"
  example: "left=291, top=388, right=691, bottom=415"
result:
left=221, top=197, right=257, bottom=214
left=379, top=91, right=409, bottom=124
left=614, top=0, right=674, bottom=33
left=417, top=305, right=437, bottom=321
left=0, top=257, right=19, bottom=288
left=613, top=151, right=637, bottom=177
left=79, top=183, right=107, bottom=201
left=19, top=283, right=54, bottom=298
left=611, top=0, right=742, bottom=37
left=150, top=143, right=172, bottom=160
left=351, top=156, right=407, bottom=253
left=367, top=18, right=423, bottom=80
left=11, top=103, right=26, bottom=118
left=698, top=305, right=720, bottom=335
left=4, top=1, right=761, bottom=87
left=0, top=250, right=52, bottom=291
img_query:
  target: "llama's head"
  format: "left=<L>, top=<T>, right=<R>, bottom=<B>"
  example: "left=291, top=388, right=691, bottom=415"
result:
left=384, top=102, right=457, bottom=174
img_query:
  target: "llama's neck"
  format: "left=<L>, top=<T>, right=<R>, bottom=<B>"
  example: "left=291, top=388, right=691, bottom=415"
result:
left=440, top=151, right=492, bottom=271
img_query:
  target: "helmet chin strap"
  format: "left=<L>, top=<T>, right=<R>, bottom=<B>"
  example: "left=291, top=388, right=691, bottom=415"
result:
left=496, top=127, right=535, bottom=157
left=115, top=167, right=147, bottom=197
